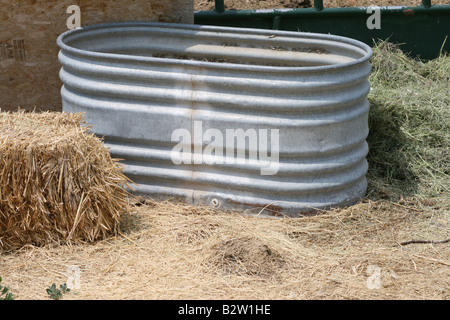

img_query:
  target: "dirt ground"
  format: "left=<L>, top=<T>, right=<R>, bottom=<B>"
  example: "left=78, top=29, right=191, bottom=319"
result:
left=195, top=0, right=450, bottom=11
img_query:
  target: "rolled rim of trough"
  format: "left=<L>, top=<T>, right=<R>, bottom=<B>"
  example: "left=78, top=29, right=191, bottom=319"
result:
left=57, top=21, right=373, bottom=72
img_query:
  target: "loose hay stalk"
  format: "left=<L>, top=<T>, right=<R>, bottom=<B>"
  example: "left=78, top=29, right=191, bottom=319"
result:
left=0, top=111, right=134, bottom=250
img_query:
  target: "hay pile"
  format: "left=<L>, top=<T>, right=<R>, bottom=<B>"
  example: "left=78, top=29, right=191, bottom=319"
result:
left=0, top=111, right=133, bottom=250
left=367, top=41, right=450, bottom=200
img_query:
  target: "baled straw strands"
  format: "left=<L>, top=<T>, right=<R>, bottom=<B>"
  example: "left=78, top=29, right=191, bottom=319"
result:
left=0, top=111, right=133, bottom=250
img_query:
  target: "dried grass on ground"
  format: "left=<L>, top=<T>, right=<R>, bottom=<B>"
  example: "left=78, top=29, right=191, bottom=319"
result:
left=0, top=42, right=449, bottom=300
left=0, top=198, right=448, bottom=300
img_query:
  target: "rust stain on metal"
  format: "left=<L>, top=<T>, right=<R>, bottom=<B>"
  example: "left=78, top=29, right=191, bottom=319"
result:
left=403, top=9, right=415, bottom=16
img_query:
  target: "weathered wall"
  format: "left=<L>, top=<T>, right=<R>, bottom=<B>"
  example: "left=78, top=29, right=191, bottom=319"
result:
left=0, top=0, right=193, bottom=112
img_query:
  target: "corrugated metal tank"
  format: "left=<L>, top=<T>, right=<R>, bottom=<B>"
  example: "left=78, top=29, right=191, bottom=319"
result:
left=58, top=22, right=372, bottom=217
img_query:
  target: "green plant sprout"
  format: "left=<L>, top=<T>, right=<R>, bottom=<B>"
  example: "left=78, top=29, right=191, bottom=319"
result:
left=0, top=277, right=15, bottom=300
left=46, top=283, right=71, bottom=300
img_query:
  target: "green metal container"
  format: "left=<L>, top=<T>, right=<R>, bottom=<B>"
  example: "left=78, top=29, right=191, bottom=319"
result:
left=195, top=0, right=450, bottom=60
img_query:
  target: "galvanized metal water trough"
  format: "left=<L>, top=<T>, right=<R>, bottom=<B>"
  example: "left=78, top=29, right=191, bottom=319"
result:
left=58, top=22, right=372, bottom=217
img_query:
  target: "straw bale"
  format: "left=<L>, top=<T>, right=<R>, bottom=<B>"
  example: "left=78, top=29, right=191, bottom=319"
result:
left=0, top=111, right=133, bottom=250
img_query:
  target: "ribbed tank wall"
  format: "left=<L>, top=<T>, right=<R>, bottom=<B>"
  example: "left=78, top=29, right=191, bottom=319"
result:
left=58, top=22, right=372, bottom=216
